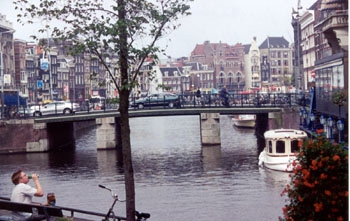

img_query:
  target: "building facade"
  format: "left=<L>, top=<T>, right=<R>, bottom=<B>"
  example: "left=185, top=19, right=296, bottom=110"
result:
left=292, top=0, right=348, bottom=142
left=259, top=36, right=293, bottom=92
left=0, top=14, right=15, bottom=92
left=312, top=0, right=348, bottom=119
left=190, top=41, right=246, bottom=92
left=245, top=37, right=261, bottom=90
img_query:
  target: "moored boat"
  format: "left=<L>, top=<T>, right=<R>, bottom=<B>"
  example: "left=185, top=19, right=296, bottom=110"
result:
left=232, top=114, right=256, bottom=128
left=258, top=129, right=307, bottom=172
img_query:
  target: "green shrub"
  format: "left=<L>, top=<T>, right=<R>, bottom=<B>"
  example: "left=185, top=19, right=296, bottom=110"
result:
left=280, top=137, right=348, bottom=221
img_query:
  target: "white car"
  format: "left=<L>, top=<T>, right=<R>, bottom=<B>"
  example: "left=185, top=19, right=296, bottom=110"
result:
left=29, top=101, right=80, bottom=117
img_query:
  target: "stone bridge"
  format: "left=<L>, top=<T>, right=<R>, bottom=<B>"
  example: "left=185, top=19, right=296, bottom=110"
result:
left=0, top=107, right=300, bottom=154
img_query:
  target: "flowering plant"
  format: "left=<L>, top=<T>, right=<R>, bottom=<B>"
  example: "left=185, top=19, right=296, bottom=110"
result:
left=280, top=136, right=348, bottom=221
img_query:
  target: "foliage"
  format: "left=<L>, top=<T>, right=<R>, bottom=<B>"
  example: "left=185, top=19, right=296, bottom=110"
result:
left=13, top=0, right=192, bottom=92
left=157, top=83, right=172, bottom=91
left=280, top=137, right=348, bottom=221
left=13, top=1, right=192, bottom=220
left=332, top=90, right=347, bottom=107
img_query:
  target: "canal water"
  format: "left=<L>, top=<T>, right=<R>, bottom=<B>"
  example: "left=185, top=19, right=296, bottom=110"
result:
left=0, top=115, right=291, bottom=220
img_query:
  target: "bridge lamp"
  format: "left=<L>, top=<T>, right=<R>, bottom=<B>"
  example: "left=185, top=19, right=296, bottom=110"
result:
left=310, top=112, right=315, bottom=131
left=303, top=110, right=307, bottom=127
left=299, top=108, right=303, bottom=126
left=336, top=119, right=344, bottom=143
left=320, top=115, right=325, bottom=126
left=327, top=116, right=333, bottom=140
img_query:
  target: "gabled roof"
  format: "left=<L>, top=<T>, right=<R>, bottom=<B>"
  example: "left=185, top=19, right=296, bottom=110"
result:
left=243, top=44, right=251, bottom=54
left=191, top=41, right=231, bottom=56
left=259, top=37, right=289, bottom=49
left=191, top=44, right=205, bottom=56
left=183, top=62, right=204, bottom=71
left=160, top=67, right=183, bottom=77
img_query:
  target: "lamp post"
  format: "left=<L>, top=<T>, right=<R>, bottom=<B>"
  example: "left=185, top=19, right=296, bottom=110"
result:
left=303, top=110, right=307, bottom=128
left=299, top=108, right=303, bottom=126
left=320, top=115, right=325, bottom=127
left=197, top=74, right=200, bottom=89
left=310, top=112, right=315, bottom=131
left=327, top=116, right=333, bottom=140
left=337, top=119, right=344, bottom=143
left=292, top=5, right=303, bottom=91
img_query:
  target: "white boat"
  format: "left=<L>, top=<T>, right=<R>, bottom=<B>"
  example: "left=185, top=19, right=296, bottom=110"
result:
left=232, top=115, right=256, bottom=128
left=258, top=129, right=307, bottom=172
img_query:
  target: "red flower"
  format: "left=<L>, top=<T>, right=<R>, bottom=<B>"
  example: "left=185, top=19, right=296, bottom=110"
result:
left=333, top=155, right=340, bottom=161
left=313, top=202, right=323, bottom=212
left=320, top=173, right=328, bottom=179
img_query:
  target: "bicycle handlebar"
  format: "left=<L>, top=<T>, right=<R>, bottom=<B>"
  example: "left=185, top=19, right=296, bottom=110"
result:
left=99, top=184, right=150, bottom=220
left=98, top=184, right=111, bottom=191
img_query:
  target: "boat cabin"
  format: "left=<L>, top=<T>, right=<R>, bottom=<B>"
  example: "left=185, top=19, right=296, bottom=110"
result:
left=264, top=129, right=307, bottom=156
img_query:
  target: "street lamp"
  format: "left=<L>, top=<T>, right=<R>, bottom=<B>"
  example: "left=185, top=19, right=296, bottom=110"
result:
left=303, top=110, right=307, bottom=127
left=327, top=116, right=333, bottom=140
left=299, top=108, right=303, bottom=126
left=320, top=115, right=325, bottom=126
left=197, top=74, right=200, bottom=89
left=292, top=7, right=302, bottom=91
left=337, top=119, right=344, bottom=143
left=310, top=112, right=315, bottom=131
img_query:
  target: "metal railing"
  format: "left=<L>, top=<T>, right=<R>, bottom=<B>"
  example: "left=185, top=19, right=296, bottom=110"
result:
left=0, top=92, right=304, bottom=119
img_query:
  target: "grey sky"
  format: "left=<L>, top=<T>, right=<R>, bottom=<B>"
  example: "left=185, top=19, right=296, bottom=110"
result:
left=1, top=0, right=315, bottom=58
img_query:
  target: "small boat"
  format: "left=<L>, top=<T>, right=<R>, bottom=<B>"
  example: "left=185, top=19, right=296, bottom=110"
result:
left=258, top=129, right=307, bottom=172
left=232, top=115, right=256, bottom=128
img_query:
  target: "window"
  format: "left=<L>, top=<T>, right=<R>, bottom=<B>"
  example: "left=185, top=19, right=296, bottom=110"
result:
left=276, top=141, right=285, bottom=153
left=268, top=141, right=273, bottom=153
left=291, top=140, right=299, bottom=153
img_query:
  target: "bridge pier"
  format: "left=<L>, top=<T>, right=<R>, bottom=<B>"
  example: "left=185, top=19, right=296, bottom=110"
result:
left=200, top=113, right=221, bottom=145
left=96, top=117, right=117, bottom=149
left=26, top=122, right=49, bottom=152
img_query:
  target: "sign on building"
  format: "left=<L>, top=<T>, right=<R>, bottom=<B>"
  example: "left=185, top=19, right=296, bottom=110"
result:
left=40, top=58, right=49, bottom=71
left=37, top=80, right=43, bottom=89
left=4, top=74, right=11, bottom=84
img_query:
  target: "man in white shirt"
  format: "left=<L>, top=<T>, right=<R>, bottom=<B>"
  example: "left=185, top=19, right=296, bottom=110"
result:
left=10, top=170, right=45, bottom=221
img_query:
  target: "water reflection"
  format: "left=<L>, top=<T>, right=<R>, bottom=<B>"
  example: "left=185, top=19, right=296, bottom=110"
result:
left=0, top=115, right=290, bottom=221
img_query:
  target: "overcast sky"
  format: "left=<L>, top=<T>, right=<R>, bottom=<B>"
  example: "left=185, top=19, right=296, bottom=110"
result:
left=1, top=0, right=315, bottom=58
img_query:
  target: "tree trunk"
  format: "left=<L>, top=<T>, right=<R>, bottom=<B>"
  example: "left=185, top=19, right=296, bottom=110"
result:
left=119, top=90, right=135, bottom=221
left=118, top=0, right=136, bottom=220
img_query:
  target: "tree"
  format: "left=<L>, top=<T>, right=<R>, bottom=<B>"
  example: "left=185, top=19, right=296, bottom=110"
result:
left=13, top=0, right=192, bottom=220
left=332, top=89, right=347, bottom=117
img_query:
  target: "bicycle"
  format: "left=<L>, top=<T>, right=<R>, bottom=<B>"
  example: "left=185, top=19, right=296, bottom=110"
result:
left=99, top=184, right=150, bottom=221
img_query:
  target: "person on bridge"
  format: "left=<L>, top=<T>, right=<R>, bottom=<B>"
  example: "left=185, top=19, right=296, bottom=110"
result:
left=195, top=88, right=202, bottom=105
left=220, top=85, right=229, bottom=107
left=10, top=170, right=46, bottom=220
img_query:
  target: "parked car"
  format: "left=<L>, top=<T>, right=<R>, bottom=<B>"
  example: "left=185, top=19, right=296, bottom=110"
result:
left=28, top=101, right=80, bottom=116
left=131, top=92, right=179, bottom=109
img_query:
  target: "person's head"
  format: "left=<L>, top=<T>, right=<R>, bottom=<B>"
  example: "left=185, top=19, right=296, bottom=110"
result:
left=11, top=170, right=29, bottom=185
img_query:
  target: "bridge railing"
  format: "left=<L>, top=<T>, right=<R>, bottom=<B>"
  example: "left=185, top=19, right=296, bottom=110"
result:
left=1, top=92, right=301, bottom=119
left=128, top=92, right=299, bottom=110
left=176, top=92, right=297, bottom=108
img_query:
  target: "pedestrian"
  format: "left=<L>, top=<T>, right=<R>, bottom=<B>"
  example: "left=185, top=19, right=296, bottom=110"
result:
left=220, top=85, right=229, bottom=107
left=10, top=170, right=46, bottom=221
left=195, top=88, right=201, bottom=105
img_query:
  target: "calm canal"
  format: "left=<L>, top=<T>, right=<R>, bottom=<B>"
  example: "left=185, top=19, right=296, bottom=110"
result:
left=0, top=115, right=291, bottom=220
